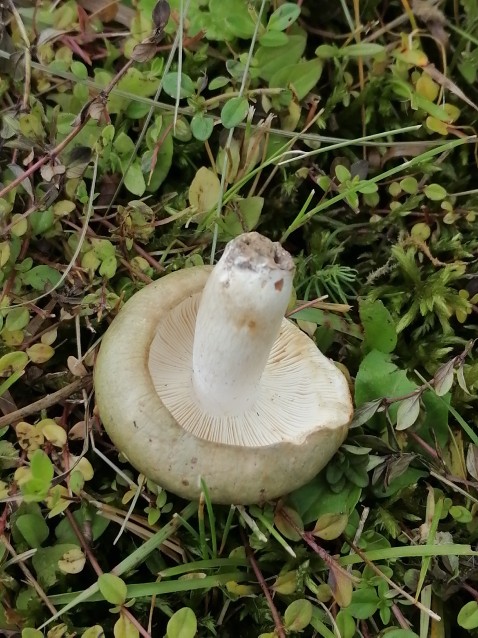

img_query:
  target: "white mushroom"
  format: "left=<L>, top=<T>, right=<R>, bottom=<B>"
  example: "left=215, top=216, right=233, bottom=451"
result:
left=94, top=232, right=353, bottom=504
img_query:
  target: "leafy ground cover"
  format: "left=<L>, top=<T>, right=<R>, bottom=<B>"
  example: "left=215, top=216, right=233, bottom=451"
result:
left=1, top=0, right=478, bottom=636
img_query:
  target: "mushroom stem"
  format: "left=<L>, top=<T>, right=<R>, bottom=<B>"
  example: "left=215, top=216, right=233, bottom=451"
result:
left=192, top=233, right=295, bottom=416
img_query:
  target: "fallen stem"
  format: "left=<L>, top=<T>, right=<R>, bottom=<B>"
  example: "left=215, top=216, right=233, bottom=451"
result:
left=0, top=377, right=91, bottom=428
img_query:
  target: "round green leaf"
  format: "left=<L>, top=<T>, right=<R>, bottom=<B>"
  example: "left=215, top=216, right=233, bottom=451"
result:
left=268, top=3, right=301, bottom=31
left=71, top=61, right=88, bottom=80
left=424, top=183, right=447, bottom=201
left=347, top=588, right=380, bottom=619
left=270, top=58, right=323, bottom=100
left=30, top=449, right=54, bottom=482
left=336, top=611, right=356, bottom=638
left=162, top=72, right=195, bottom=99
left=191, top=114, right=214, bottom=141
left=259, top=31, right=289, bottom=47
left=16, top=513, right=49, bottom=548
left=22, top=265, right=62, bottom=291
left=0, top=351, right=28, bottom=373
left=400, top=176, right=418, bottom=194
left=167, top=607, right=197, bottom=638
left=284, top=599, right=313, bottom=631
left=98, top=573, right=127, bottom=606
left=30, top=208, right=55, bottom=235
left=123, top=163, right=146, bottom=197
left=221, top=97, right=249, bottom=129
left=335, top=164, right=351, bottom=183
left=458, top=601, right=478, bottom=629
left=315, top=44, right=339, bottom=59
left=359, top=299, right=397, bottom=354
left=6, top=307, right=29, bottom=331
left=449, top=505, right=473, bottom=523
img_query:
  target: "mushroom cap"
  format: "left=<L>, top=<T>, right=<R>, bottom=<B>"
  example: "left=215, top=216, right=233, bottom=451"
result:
left=94, top=266, right=353, bottom=504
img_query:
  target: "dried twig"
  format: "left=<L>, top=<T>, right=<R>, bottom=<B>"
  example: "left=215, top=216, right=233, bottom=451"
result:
left=0, top=377, right=91, bottom=428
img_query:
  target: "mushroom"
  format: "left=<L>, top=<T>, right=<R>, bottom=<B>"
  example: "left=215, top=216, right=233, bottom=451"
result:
left=94, top=232, right=353, bottom=504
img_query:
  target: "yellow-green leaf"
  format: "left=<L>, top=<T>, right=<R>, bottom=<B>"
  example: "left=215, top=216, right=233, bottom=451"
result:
left=114, top=614, right=139, bottom=638
left=313, top=513, right=348, bottom=540
left=58, top=547, right=86, bottom=574
left=188, top=167, right=221, bottom=215
left=98, top=573, right=128, bottom=606
left=284, top=599, right=313, bottom=631
left=26, top=343, right=55, bottom=364
left=166, top=607, right=198, bottom=638
left=0, top=351, right=28, bottom=373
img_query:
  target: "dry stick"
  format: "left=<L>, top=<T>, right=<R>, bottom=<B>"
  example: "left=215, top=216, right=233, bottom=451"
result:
left=344, top=538, right=441, bottom=621
left=0, top=377, right=91, bottom=428
left=242, top=534, right=286, bottom=638
left=1, top=535, right=57, bottom=616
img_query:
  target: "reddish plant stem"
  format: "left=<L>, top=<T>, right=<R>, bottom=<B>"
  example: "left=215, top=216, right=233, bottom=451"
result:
left=242, top=533, right=286, bottom=638
left=463, top=583, right=478, bottom=601
left=301, top=532, right=358, bottom=583
left=121, top=608, right=152, bottom=638
left=278, top=505, right=358, bottom=584
left=65, top=508, right=103, bottom=577
left=409, top=431, right=439, bottom=459
left=391, top=603, right=412, bottom=629
left=0, top=506, right=9, bottom=535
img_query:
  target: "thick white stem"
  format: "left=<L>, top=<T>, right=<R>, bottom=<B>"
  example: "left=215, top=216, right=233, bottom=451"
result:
left=192, top=232, right=295, bottom=416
